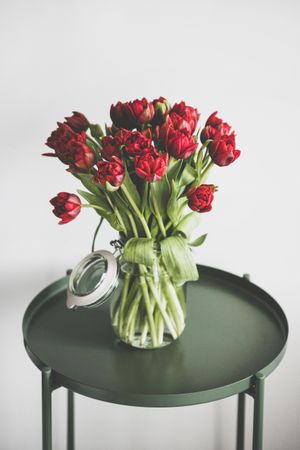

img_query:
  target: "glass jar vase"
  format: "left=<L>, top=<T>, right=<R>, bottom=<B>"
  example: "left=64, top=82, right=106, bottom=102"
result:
left=110, top=259, right=186, bottom=349
left=66, top=243, right=187, bottom=350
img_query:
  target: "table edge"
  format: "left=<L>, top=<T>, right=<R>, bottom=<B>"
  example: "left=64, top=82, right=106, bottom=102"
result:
left=22, top=265, right=289, bottom=407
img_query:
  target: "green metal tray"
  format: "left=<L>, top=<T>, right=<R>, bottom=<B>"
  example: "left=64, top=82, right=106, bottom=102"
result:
left=23, top=265, right=288, bottom=407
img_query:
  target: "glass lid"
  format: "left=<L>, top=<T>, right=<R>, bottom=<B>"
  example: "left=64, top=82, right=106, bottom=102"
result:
left=66, top=250, right=119, bottom=309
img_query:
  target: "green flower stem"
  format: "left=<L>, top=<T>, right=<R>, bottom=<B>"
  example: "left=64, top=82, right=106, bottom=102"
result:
left=140, top=315, right=149, bottom=345
left=121, top=185, right=152, bottom=238
left=141, top=182, right=149, bottom=214
left=202, top=152, right=210, bottom=167
left=112, top=306, right=119, bottom=328
left=121, top=281, right=139, bottom=320
left=128, top=309, right=137, bottom=342
left=168, top=155, right=176, bottom=167
left=81, top=201, right=127, bottom=237
left=150, top=184, right=167, bottom=238
left=91, top=217, right=104, bottom=252
left=165, top=221, right=173, bottom=232
left=86, top=134, right=102, bottom=150
left=124, top=291, right=142, bottom=339
left=126, top=209, right=139, bottom=238
left=139, top=288, right=156, bottom=346
left=117, top=273, right=131, bottom=336
left=157, top=311, right=164, bottom=345
left=138, top=266, right=158, bottom=347
left=162, top=278, right=185, bottom=334
left=166, top=278, right=185, bottom=326
left=146, top=277, right=178, bottom=340
left=190, top=140, right=213, bottom=187
left=196, top=146, right=204, bottom=174
left=81, top=204, right=101, bottom=209
left=200, top=160, right=214, bottom=183
left=154, top=306, right=162, bottom=345
left=113, top=280, right=138, bottom=336
left=104, top=192, right=128, bottom=237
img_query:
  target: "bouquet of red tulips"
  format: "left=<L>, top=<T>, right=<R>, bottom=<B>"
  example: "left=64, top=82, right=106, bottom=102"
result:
left=45, top=97, right=240, bottom=349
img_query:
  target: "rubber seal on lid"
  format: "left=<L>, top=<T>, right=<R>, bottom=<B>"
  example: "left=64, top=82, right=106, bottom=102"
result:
left=66, top=250, right=119, bottom=309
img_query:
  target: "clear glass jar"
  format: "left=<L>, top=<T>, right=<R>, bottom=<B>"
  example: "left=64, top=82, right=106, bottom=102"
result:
left=110, top=259, right=186, bottom=349
left=67, top=243, right=187, bottom=350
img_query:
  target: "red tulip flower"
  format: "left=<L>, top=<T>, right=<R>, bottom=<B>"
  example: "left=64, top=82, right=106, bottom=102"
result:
left=45, top=123, right=82, bottom=152
left=123, top=131, right=152, bottom=156
left=110, top=101, right=134, bottom=129
left=187, top=184, right=216, bottom=213
left=110, top=98, right=154, bottom=129
left=205, top=111, right=231, bottom=131
left=199, top=125, right=217, bottom=143
left=101, top=136, right=121, bottom=161
left=50, top=192, right=81, bottom=224
left=64, top=111, right=89, bottom=133
left=164, top=126, right=198, bottom=159
left=114, top=128, right=131, bottom=146
left=170, top=101, right=200, bottom=134
left=200, top=111, right=231, bottom=144
left=127, top=98, right=154, bottom=125
left=209, top=134, right=240, bottom=166
left=169, top=112, right=192, bottom=133
left=135, top=150, right=168, bottom=182
left=44, top=123, right=94, bottom=170
left=65, top=140, right=95, bottom=170
left=95, top=156, right=125, bottom=187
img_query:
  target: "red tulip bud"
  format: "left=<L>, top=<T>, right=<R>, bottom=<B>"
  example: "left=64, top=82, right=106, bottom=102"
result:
left=50, top=192, right=81, bottom=224
left=187, top=184, right=216, bottom=213
left=64, top=111, right=89, bottom=133
left=152, top=97, right=171, bottom=125
left=110, top=102, right=134, bottom=129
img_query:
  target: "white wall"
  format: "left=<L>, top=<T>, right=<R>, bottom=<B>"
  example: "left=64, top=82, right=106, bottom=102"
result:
left=1, top=0, right=299, bottom=449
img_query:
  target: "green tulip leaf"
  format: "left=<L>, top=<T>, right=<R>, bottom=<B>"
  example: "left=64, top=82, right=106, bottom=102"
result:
left=123, top=238, right=155, bottom=267
left=74, top=173, right=102, bottom=196
left=105, top=181, right=120, bottom=192
left=77, top=190, right=124, bottom=232
left=179, top=163, right=197, bottom=187
left=122, top=170, right=141, bottom=208
left=149, top=176, right=170, bottom=220
left=166, top=159, right=182, bottom=182
left=160, top=236, right=199, bottom=283
left=174, top=212, right=201, bottom=239
left=90, top=123, right=104, bottom=139
left=189, top=233, right=207, bottom=247
left=167, top=180, right=178, bottom=224
left=77, top=189, right=110, bottom=210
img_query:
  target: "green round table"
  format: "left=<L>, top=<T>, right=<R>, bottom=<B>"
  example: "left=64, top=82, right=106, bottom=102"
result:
left=23, top=265, right=288, bottom=450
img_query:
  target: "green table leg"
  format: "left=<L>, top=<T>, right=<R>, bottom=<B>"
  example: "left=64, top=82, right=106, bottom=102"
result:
left=252, top=373, right=265, bottom=450
left=42, top=367, right=52, bottom=450
left=237, top=392, right=246, bottom=450
left=67, top=390, right=75, bottom=450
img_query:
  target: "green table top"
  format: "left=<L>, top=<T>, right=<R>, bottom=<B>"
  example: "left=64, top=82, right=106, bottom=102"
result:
left=23, top=265, right=288, bottom=407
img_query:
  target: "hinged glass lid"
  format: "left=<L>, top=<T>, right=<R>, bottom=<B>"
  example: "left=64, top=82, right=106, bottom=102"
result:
left=66, top=250, right=119, bottom=309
